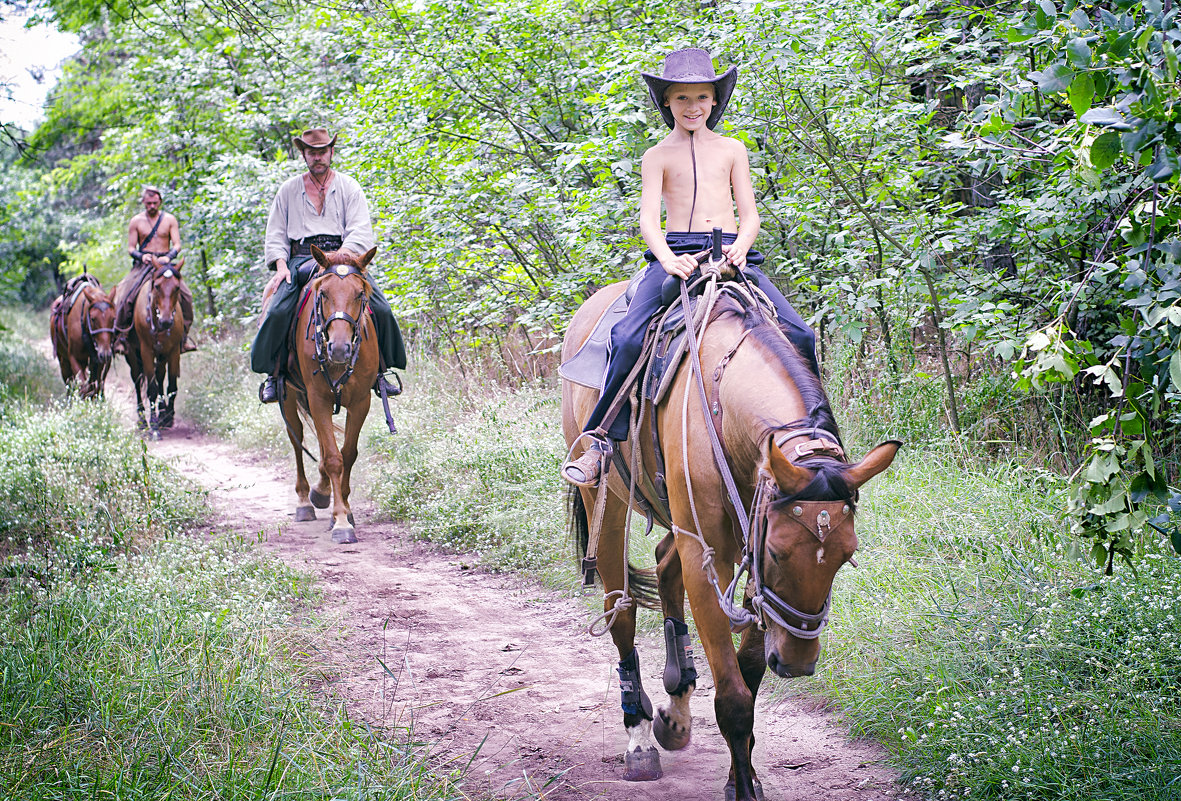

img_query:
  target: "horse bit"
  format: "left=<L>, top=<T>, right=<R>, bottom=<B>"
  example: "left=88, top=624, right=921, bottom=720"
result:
left=308, top=265, right=370, bottom=414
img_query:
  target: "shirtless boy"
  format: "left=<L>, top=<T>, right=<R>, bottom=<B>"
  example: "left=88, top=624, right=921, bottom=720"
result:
left=114, top=186, right=196, bottom=353
left=561, top=48, right=819, bottom=487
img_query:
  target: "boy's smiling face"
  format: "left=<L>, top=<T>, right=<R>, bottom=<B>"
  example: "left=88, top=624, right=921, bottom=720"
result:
left=664, top=82, right=717, bottom=131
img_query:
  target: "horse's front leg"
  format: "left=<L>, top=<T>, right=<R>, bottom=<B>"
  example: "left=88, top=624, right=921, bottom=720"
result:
left=283, top=392, right=315, bottom=521
left=159, top=346, right=179, bottom=428
left=307, top=394, right=353, bottom=544
left=676, top=525, right=761, bottom=801
left=653, top=532, right=696, bottom=752
left=586, top=488, right=662, bottom=782
left=147, top=353, right=167, bottom=436
left=339, top=393, right=371, bottom=526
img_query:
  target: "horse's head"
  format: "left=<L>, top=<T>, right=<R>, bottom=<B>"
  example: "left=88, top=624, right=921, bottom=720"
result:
left=753, top=437, right=900, bottom=677
left=309, top=245, right=376, bottom=366
left=146, top=255, right=184, bottom=332
left=82, top=286, right=117, bottom=364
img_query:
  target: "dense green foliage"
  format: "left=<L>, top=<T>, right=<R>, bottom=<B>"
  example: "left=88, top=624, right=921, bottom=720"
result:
left=2, top=0, right=1177, bottom=555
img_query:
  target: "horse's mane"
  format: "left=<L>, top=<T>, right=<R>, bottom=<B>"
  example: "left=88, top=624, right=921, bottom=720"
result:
left=711, top=292, right=854, bottom=505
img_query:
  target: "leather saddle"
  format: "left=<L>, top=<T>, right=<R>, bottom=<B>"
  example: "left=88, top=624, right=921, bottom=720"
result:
left=559, top=265, right=697, bottom=406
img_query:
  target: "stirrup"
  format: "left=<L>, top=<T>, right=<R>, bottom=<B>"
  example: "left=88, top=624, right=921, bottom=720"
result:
left=373, top=372, right=402, bottom=398
left=562, top=437, right=608, bottom=487
left=259, top=375, right=279, bottom=404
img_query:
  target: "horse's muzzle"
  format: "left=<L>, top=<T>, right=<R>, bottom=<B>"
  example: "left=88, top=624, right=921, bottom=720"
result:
left=766, top=651, right=816, bottom=678
left=326, top=341, right=353, bottom=364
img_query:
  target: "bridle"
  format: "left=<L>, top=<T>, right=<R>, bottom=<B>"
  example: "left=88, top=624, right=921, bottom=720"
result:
left=673, top=269, right=855, bottom=638
left=306, top=263, right=370, bottom=413
left=146, top=265, right=179, bottom=338
left=81, top=297, right=116, bottom=356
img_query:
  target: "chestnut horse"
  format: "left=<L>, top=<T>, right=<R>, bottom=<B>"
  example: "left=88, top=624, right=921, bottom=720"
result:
left=116, top=255, right=186, bottom=436
left=50, top=276, right=116, bottom=398
left=562, top=276, right=899, bottom=800
left=270, top=245, right=379, bottom=544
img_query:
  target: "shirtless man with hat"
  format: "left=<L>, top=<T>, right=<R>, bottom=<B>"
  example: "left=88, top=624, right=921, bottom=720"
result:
left=251, top=127, right=405, bottom=403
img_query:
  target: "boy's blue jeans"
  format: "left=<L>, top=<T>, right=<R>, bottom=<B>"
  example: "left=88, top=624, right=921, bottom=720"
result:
left=582, top=232, right=818, bottom=441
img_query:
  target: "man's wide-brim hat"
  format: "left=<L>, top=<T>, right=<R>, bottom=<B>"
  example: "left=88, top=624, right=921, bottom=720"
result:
left=641, top=48, right=737, bottom=130
left=293, top=127, right=338, bottom=151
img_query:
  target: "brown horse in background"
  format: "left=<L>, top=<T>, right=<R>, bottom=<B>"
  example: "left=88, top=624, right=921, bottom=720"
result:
left=562, top=278, right=900, bottom=800
left=268, top=245, right=379, bottom=544
left=114, top=255, right=186, bottom=436
left=50, top=276, right=116, bottom=398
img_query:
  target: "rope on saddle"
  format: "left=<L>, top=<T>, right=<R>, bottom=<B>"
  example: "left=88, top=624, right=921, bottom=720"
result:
left=674, top=268, right=763, bottom=632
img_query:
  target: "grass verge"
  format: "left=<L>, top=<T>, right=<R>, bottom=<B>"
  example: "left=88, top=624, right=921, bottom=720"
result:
left=0, top=324, right=457, bottom=800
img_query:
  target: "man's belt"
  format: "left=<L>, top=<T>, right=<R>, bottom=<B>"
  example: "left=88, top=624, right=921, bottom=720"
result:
left=289, top=235, right=344, bottom=256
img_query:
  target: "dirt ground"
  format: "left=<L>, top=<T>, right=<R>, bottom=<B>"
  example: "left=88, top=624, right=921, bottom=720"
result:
left=101, top=369, right=916, bottom=801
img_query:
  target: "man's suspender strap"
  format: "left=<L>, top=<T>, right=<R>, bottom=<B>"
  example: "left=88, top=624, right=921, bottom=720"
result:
left=138, top=213, right=166, bottom=252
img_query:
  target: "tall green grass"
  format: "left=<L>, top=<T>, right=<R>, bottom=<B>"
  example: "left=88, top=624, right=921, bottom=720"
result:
left=805, top=450, right=1181, bottom=801
left=0, top=320, right=458, bottom=800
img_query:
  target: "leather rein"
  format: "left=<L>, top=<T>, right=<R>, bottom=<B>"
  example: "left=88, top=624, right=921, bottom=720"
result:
left=305, top=264, right=371, bottom=414
left=672, top=267, right=852, bottom=638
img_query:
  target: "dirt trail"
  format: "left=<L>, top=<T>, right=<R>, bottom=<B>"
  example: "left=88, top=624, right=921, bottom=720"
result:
left=103, top=372, right=913, bottom=801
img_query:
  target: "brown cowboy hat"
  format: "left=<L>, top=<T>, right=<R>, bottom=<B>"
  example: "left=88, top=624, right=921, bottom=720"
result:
left=293, top=127, right=338, bottom=151
left=641, top=48, right=737, bottom=130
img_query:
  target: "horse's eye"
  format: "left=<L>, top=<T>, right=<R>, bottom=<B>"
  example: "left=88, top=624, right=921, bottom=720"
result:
left=768, top=550, right=781, bottom=564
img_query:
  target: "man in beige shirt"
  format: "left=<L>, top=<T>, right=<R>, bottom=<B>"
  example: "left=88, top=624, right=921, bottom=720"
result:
left=251, top=127, right=405, bottom=403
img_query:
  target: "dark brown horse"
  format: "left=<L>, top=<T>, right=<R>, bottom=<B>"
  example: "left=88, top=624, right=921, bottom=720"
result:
left=115, top=255, right=187, bottom=436
left=562, top=277, right=899, bottom=800
left=50, top=276, right=116, bottom=398
left=269, top=245, right=379, bottom=544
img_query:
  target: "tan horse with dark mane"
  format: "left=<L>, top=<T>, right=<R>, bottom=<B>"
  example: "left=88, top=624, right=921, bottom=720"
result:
left=50, top=276, right=116, bottom=398
left=114, top=255, right=187, bottom=436
left=562, top=275, right=900, bottom=800
left=266, top=245, right=379, bottom=544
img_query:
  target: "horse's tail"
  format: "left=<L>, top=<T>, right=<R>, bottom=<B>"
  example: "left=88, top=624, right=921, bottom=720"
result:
left=567, top=485, right=660, bottom=610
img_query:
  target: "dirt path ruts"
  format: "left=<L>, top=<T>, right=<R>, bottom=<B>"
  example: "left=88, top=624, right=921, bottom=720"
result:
left=113, top=376, right=913, bottom=801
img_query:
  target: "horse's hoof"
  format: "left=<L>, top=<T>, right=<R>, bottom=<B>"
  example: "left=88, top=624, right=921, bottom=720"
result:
left=653, top=708, right=691, bottom=751
left=149, top=429, right=161, bottom=441
left=294, top=506, right=316, bottom=522
left=331, top=525, right=357, bottom=545
left=309, top=487, right=330, bottom=509
left=724, top=778, right=765, bottom=801
left=622, top=746, right=662, bottom=782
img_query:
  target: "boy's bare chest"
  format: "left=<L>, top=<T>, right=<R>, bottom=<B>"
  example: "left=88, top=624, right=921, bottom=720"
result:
left=662, top=145, right=732, bottom=188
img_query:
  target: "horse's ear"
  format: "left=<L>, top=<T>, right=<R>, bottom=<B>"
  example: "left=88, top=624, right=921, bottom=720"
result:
left=311, top=245, right=328, bottom=266
left=763, top=436, right=815, bottom=495
left=174, top=257, right=185, bottom=272
left=359, top=247, right=377, bottom=271
left=843, top=440, right=903, bottom=491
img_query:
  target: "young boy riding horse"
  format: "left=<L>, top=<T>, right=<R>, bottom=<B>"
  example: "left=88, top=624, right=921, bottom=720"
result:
left=561, top=48, right=820, bottom=486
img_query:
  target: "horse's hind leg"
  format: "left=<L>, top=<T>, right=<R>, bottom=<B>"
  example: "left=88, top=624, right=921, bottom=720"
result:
left=653, top=532, right=695, bottom=752
left=589, top=488, right=662, bottom=782
left=284, top=394, right=315, bottom=522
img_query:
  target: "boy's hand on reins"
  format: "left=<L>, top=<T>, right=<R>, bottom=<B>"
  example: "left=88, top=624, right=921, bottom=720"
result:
left=722, top=243, right=748, bottom=270
left=662, top=253, right=700, bottom=280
